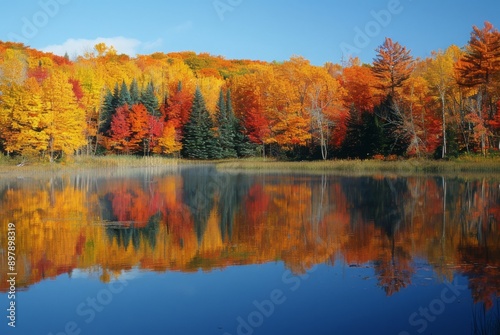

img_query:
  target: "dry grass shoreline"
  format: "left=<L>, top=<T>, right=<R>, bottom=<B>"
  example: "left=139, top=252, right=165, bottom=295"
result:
left=0, top=155, right=499, bottom=178
left=215, top=157, right=500, bottom=174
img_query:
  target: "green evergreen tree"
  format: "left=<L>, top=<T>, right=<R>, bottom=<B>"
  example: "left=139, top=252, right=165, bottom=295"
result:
left=129, top=79, right=140, bottom=105
left=225, top=89, right=254, bottom=157
left=363, top=113, right=384, bottom=157
left=341, top=107, right=363, bottom=158
left=182, top=87, right=219, bottom=159
left=233, top=117, right=256, bottom=157
left=217, top=88, right=226, bottom=119
left=341, top=109, right=383, bottom=158
left=434, top=126, right=460, bottom=159
left=112, top=82, right=120, bottom=107
left=141, top=81, right=159, bottom=116
left=99, top=87, right=119, bottom=135
left=377, top=97, right=410, bottom=156
left=117, top=80, right=131, bottom=107
left=216, top=88, right=237, bottom=158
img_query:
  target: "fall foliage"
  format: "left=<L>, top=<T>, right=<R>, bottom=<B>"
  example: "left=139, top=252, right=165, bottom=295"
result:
left=1, top=21, right=500, bottom=160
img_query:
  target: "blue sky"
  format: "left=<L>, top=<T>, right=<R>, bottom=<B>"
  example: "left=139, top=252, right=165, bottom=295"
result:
left=1, top=0, right=499, bottom=65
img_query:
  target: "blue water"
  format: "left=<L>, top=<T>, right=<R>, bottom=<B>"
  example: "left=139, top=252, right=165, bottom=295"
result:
left=0, top=169, right=498, bottom=335
left=2, top=262, right=478, bottom=335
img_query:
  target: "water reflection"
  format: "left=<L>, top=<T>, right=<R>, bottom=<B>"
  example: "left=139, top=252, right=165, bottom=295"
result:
left=0, top=168, right=499, bottom=309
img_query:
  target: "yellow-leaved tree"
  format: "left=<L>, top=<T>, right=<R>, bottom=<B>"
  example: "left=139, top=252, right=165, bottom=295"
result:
left=5, top=77, right=50, bottom=157
left=424, top=45, right=462, bottom=158
left=0, top=49, right=28, bottom=155
left=74, top=58, right=106, bottom=155
left=43, top=69, right=86, bottom=161
left=156, top=121, right=182, bottom=155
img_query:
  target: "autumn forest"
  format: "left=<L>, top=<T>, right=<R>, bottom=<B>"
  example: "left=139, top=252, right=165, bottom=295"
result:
left=1, top=22, right=500, bottom=161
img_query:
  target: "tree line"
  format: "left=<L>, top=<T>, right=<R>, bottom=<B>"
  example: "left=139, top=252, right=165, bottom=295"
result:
left=0, top=21, right=499, bottom=161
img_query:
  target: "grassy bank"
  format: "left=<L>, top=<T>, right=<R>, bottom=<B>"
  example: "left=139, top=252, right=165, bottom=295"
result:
left=215, top=156, right=500, bottom=175
left=0, top=155, right=180, bottom=178
left=0, top=155, right=499, bottom=177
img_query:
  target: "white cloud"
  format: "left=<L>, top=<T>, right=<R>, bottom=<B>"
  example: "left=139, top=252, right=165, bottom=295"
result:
left=42, top=36, right=163, bottom=57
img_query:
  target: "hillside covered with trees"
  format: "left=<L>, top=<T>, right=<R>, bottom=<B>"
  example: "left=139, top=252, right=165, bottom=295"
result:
left=1, top=22, right=499, bottom=161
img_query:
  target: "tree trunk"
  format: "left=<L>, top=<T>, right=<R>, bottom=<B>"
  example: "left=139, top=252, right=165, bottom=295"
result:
left=441, top=93, right=447, bottom=159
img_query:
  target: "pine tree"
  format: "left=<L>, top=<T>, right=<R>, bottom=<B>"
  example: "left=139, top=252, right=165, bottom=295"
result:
left=99, top=88, right=115, bottom=134
left=233, top=116, right=255, bottom=157
left=112, top=82, right=120, bottom=106
left=377, top=97, right=410, bottom=156
left=216, top=88, right=237, bottom=158
left=117, top=80, right=131, bottom=107
left=181, top=87, right=219, bottom=159
left=141, top=81, right=159, bottom=116
left=341, top=107, right=364, bottom=158
left=456, top=22, right=500, bottom=154
left=129, top=79, right=140, bottom=105
left=372, top=38, right=415, bottom=97
left=342, top=110, right=383, bottom=158
left=226, top=89, right=254, bottom=157
left=217, top=88, right=226, bottom=120
left=372, top=38, right=414, bottom=156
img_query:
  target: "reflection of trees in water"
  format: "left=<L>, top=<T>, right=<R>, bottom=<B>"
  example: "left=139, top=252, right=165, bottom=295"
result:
left=182, top=166, right=217, bottom=243
left=311, top=174, right=330, bottom=244
left=181, top=166, right=252, bottom=243
left=458, top=242, right=500, bottom=311
left=105, top=212, right=161, bottom=251
left=472, top=298, right=500, bottom=335
left=341, top=176, right=414, bottom=295
left=99, top=186, right=161, bottom=251
left=341, top=176, right=408, bottom=238
left=57, top=173, right=500, bottom=311
left=2, top=170, right=499, bottom=306
left=453, top=178, right=500, bottom=308
left=373, top=254, right=414, bottom=296
left=218, top=173, right=253, bottom=242
left=96, top=167, right=253, bottom=254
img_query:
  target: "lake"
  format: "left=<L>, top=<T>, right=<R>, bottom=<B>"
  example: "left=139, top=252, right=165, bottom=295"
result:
left=1, top=166, right=499, bottom=335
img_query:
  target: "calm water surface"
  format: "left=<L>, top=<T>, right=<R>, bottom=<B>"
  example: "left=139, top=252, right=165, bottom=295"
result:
left=0, top=166, right=499, bottom=335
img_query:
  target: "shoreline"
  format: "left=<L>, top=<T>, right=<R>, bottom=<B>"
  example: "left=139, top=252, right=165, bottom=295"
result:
left=0, top=155, right=500, bottom=178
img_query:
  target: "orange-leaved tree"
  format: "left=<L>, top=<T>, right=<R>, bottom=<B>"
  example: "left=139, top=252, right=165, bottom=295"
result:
left=372, top=37, right=415, bottom=98
left=372, top=38, right=415, bottom=156
left=456, top=22, right=500, bottom=154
